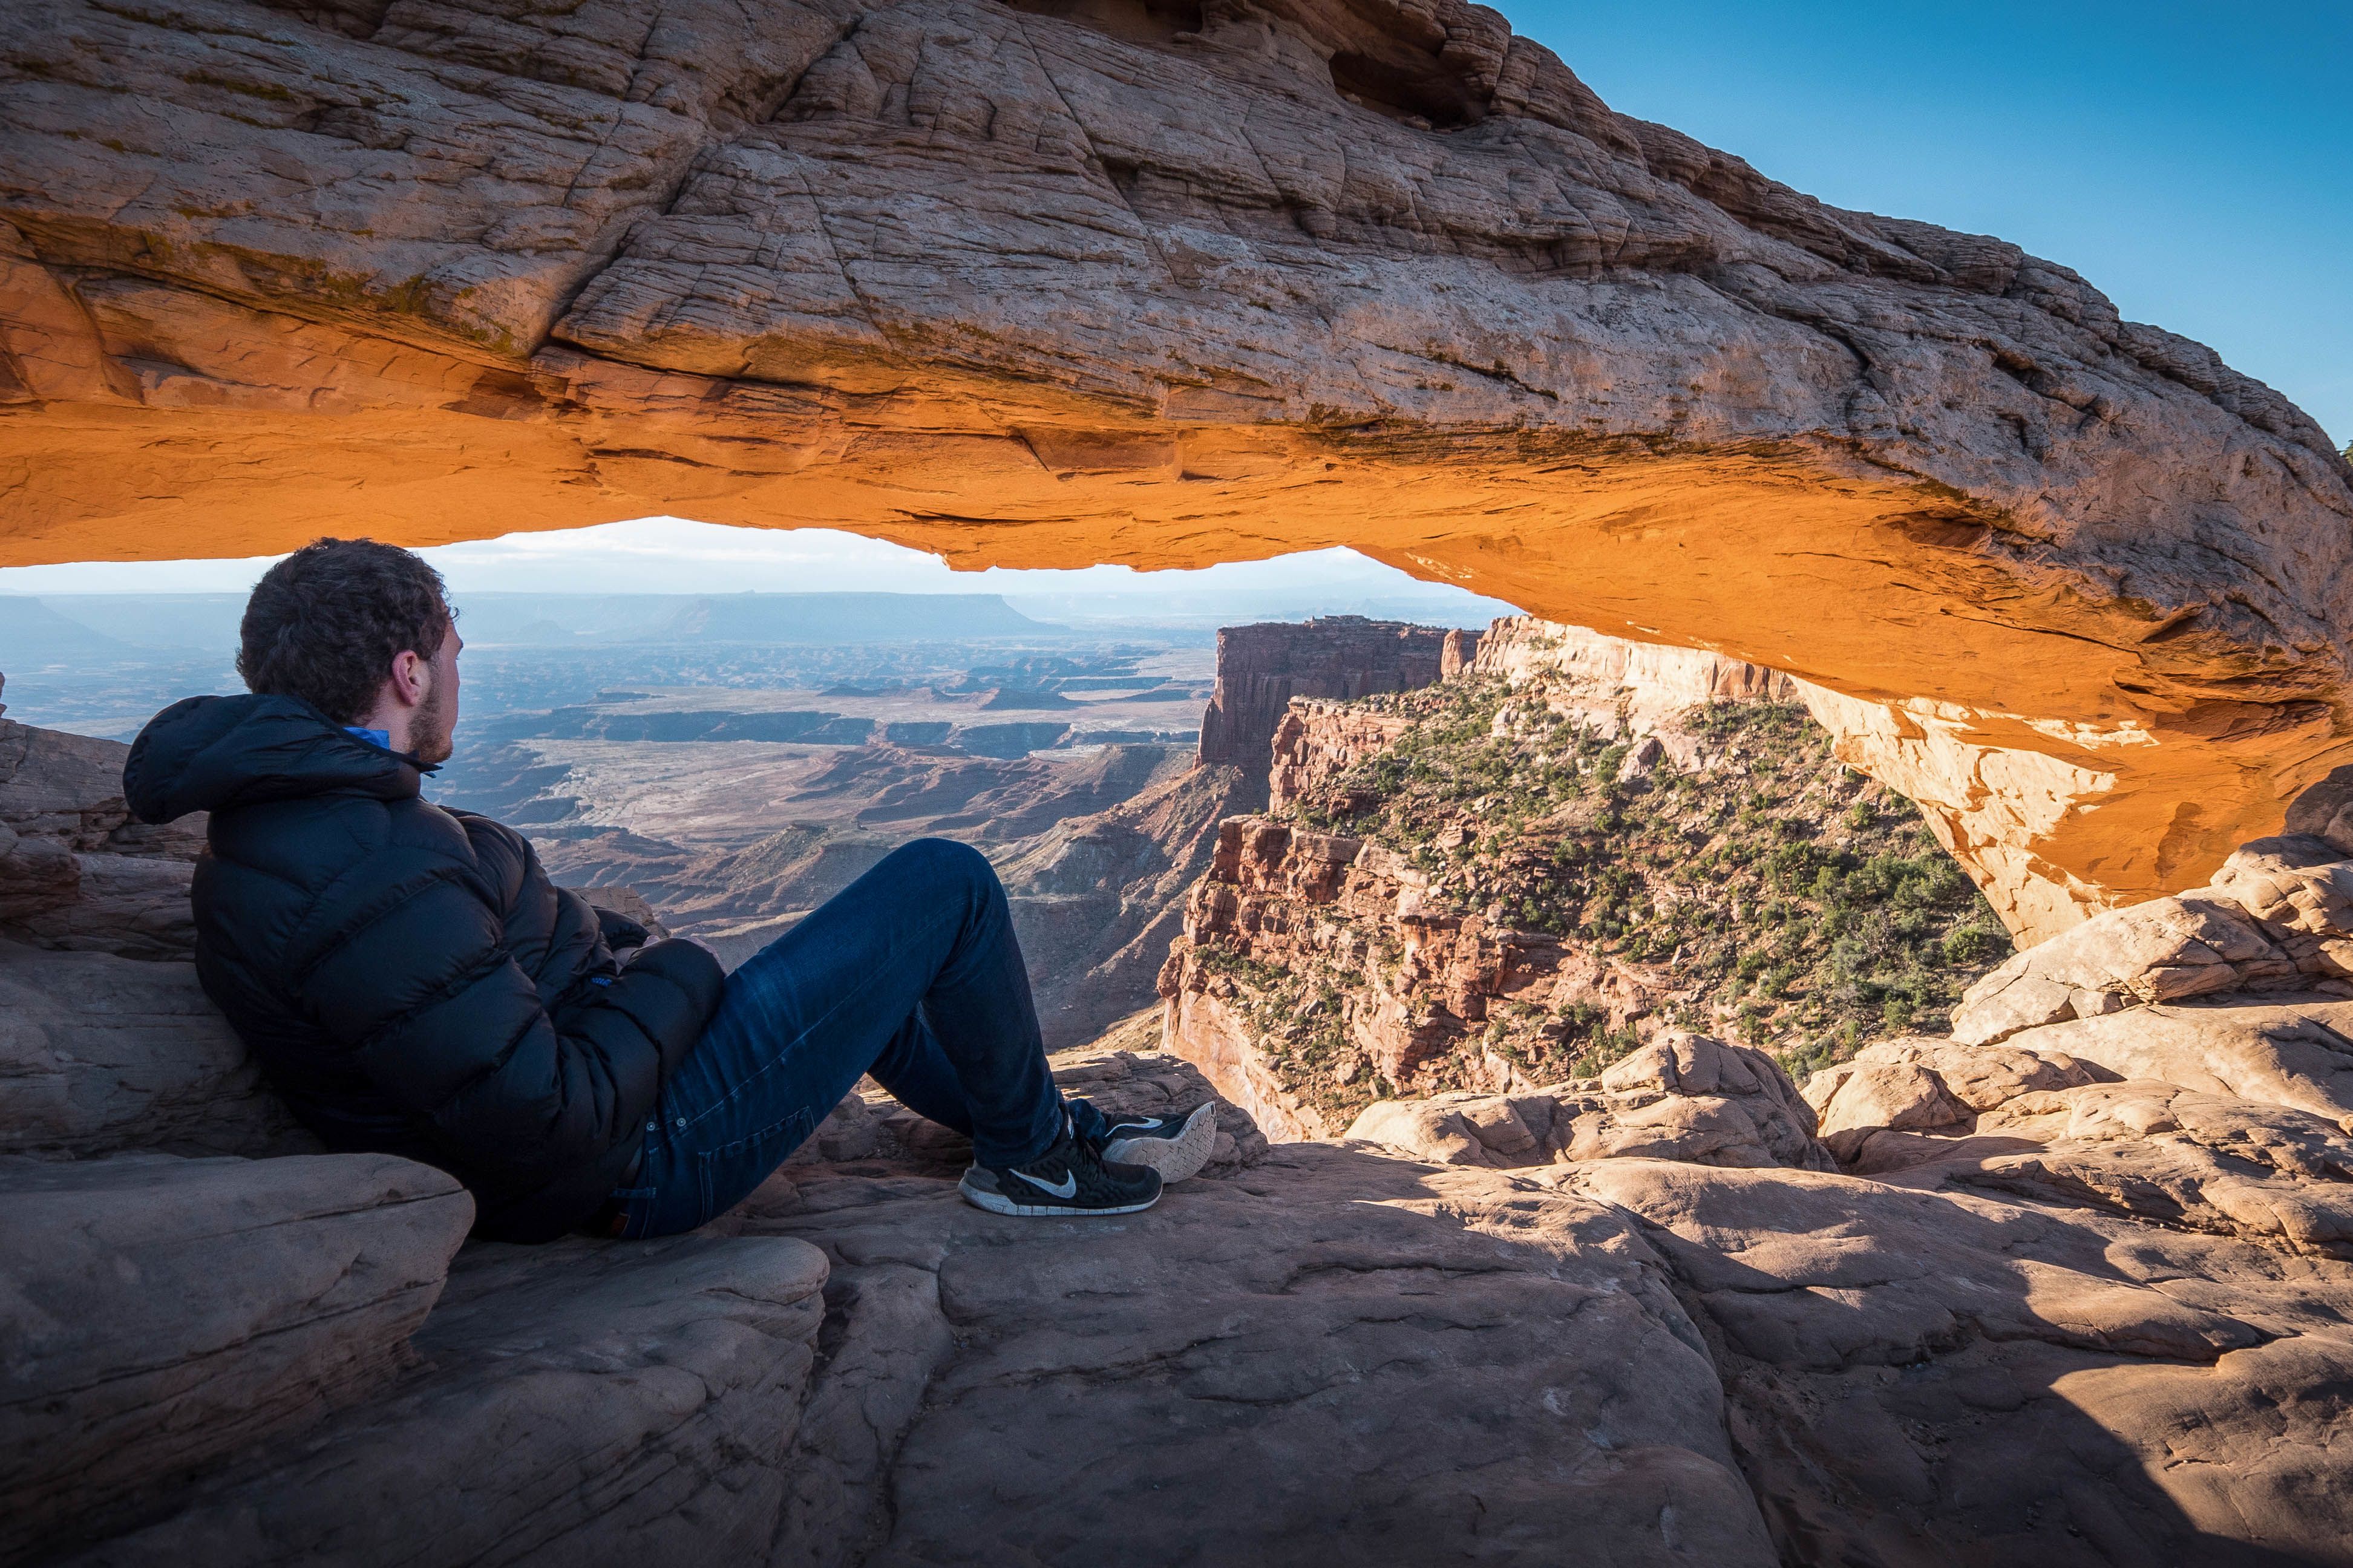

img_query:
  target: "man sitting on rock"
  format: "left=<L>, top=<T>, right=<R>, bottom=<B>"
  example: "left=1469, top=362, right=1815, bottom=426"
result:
left=123, top=537, right=1212, bottom=1241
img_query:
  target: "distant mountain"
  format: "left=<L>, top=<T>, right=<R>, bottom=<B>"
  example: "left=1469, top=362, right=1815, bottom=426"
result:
left=10, top=592, right=1063, bottom=657
left=1004, top=587, right=1523, bottom=630
left=450, top=595, right=689, bottom=644
left=656, top=593, right=1053, bottom=644
left=450, top=592, right=1058, bottom=645
left=27, top=594, right=246, bottom=653
left=0, top=597, right=142, bottom=671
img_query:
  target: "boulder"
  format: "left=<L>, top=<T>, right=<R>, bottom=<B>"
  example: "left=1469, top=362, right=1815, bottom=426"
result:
left=1806, top=1060, right=1972, bottom=1156
left=1954, top=1080, right=2353, bottom=1258
left=1, top=1152, right=471, bottom=1566
left=2287, top=765, right=2353, bottom=856
left=0, top=852, right=195, bottom=960
left=1952, top=835, right=2353, bottom=1045
left=1799, top=1035, right=2104, bottom=1159
left=1952, top=893, right=2291, bottom=1045
left=2001, top=997, right=2353, bottom=1123
left=1349, top=1030, right=1832, bottom=1172
left=0, top=710, right=206, bottom=959
left=2207, top=835, right=2353, bottom=978
left=61, top=1232, right=833, bottom=1567
left=0, top=940, right=315, bottom=1158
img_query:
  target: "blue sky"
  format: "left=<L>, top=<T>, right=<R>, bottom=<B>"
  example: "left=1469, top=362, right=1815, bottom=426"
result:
left=7, top=2, right=2340, bottom=600
left=1533, top=0, right=2350, bottom=445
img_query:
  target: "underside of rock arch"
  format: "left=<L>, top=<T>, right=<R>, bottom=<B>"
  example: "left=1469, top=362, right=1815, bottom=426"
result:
left=2, top=0, right=2349, bottom=942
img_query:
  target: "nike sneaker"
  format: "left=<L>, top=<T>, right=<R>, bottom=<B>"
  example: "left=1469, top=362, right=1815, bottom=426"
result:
left=1097, top=1102, right=1217, bottom=1183
left=959, top=1121, right=1163, bottom=1218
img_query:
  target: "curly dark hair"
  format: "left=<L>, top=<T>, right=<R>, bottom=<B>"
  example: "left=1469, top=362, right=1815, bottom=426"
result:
left=238, top=538, right=454, bottom=723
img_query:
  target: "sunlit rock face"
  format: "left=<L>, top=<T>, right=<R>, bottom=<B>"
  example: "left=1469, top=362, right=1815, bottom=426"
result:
left=2, top=0, right=2349, bottom=935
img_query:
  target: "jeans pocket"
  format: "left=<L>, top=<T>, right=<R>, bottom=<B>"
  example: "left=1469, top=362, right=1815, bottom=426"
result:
left=606, top=1183, right=659, bottom=1241
left=693, top=1105, right=819, bottom=1224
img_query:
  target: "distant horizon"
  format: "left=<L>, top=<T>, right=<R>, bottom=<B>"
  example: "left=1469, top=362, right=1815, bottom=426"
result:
left=0, top=523, right=1529, bottom=624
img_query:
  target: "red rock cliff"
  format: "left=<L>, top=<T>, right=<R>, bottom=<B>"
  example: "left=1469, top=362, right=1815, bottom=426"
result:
left=1195, top=618, right=1458, bottom=795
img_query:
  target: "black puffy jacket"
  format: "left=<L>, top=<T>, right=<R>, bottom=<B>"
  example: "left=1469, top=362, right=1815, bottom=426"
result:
left=125, top=694, right=724, bottom=1241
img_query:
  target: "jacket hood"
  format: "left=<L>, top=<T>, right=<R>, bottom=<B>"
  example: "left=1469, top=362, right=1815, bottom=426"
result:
left=125, top=693, right=424, bottom=823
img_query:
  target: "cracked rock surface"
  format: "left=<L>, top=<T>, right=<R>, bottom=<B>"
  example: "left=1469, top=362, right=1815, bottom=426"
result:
left=1347, top=1028, right=1835, bottom=1173
left=746, top=1135, right=1779, bottom=1566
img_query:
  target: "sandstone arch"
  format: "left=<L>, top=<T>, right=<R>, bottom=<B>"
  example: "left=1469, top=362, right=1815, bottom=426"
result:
left=1, top=0, right=2348, bottom=942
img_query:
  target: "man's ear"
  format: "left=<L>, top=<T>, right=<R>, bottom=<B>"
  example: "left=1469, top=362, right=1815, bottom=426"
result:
left=391, top=648, right=430, bottom=708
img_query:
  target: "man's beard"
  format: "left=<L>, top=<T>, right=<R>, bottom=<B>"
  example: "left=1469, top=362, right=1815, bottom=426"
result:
left=410, top=678, right=456, bottom=766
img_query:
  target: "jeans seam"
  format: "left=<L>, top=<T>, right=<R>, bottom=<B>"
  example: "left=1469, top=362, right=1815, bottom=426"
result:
left=695, top=1105, right=817, bottom=1222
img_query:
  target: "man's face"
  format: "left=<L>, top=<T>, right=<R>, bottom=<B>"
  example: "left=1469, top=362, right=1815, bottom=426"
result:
left=410, top=622, right=463, bottom=766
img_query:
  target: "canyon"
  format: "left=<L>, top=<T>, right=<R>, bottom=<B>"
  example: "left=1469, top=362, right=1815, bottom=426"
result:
left=1161, top=616, right=2014, bottom=1138
left=4, top=0, right=2351, bottom=931
left=422, top=613, right=1468, bottom=1045
left=16, top=648, right=2353, bottom=1563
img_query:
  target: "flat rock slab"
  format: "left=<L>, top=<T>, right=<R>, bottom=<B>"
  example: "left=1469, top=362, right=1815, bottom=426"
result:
left=1, top=1152, right=472, bottom=1564
left=61, top=1231, right=831, bottom=1567
left=748, top=1142, right=1778, bottom=1568
left=0, top=939, right=316, bottom=1158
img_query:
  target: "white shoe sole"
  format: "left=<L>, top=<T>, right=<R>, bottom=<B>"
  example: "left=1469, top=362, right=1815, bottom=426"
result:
left=957, top=1170, right=1161, bottom=1217
left=1101, top=1102, right=1217, bottom=1183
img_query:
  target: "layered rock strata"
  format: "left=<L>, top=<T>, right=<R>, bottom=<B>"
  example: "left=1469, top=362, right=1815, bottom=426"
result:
left=3, top=0, right=2350, bottom=924
left=1196, top=617, right=1453, bottom=788
left=1162, top=814, right=1574, bottom=1138
left=2, top=1152, right=473, bottom=1565
left=0, top=940, right=318, bottom=1158
left=995, top=758, right=1257, bottom=1047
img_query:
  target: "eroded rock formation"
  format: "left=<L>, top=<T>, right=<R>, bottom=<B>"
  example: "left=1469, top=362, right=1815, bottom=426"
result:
left=2, top=0, right=2349, bottom=926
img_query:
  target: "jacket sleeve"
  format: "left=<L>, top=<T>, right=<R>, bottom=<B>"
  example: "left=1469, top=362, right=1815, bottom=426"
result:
left=592, top=903, right=650, bottom=951
left=292, top=868, right=724, bottom=1182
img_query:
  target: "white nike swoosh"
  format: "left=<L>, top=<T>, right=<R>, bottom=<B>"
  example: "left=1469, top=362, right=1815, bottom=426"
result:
left=1015, top=1168, right=1080, bottom=1199
left=1110, top=1118, right=1163, bottom=1135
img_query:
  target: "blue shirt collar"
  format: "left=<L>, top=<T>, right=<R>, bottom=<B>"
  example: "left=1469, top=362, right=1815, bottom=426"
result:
left=343, top=726, right=393, bottom=750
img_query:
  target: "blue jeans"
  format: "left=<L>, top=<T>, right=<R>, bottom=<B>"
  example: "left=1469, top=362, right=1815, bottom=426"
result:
left=605, top=838, right=1107, bottom=1238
